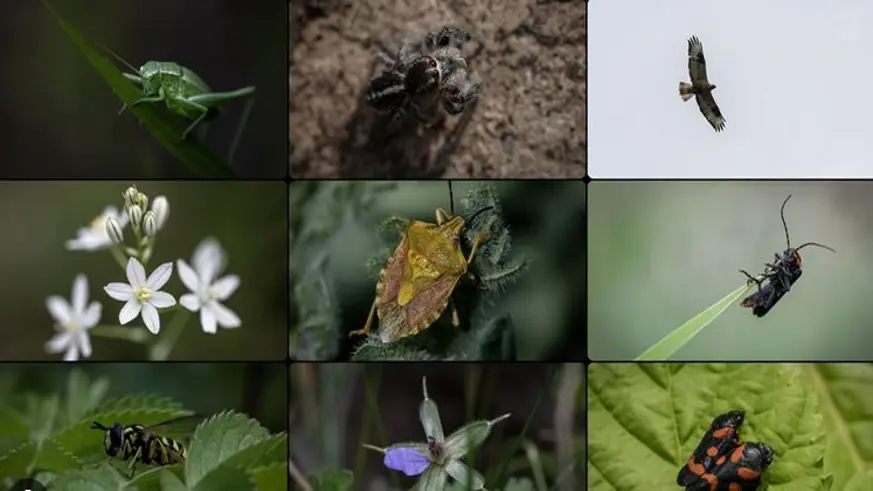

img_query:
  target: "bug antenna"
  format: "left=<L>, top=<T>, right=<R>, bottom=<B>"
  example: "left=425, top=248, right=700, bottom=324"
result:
left=466, top=205, right=495, bottom=226
left=91, top=421, right=109, bottom=431
left=94, top=41, right=139, bottom=74
left=448, top=181, right=455, bottom=216
left=780, top=194, right=793, bottom=249
left=795, top=242, right=836, bottom=253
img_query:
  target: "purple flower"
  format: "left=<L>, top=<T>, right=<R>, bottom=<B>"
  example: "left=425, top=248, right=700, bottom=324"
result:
left=384, top=447, right=430, bottom=476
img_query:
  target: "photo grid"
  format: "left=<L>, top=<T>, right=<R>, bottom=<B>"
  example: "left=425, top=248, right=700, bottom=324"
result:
left=15, top=1, right=873, bottom=491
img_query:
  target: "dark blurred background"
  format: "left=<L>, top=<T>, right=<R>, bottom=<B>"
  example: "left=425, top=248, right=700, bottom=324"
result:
left=290, top=363, right=583, bottom=491
left=0, top=181, right=287, bottom=360
left=589, top=181, right=873, bottom=360
left=0, top=362, right=287, bottom=434
left=1, top=0, right=287, bottom=178
left=290, top=181, right=586, bottom=361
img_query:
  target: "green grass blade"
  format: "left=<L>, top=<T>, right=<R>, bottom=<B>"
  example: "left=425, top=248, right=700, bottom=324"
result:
left=635, top=282, right=754, bottom=361
left=41, top=1, right=236, bottom=178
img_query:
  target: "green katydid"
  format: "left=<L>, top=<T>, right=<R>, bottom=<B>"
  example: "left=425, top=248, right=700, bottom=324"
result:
left=99, top=44, right=256, bottom=161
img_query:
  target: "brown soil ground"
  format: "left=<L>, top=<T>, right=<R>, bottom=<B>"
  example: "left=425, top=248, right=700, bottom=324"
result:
left=290, top=0, right=586, bottom=178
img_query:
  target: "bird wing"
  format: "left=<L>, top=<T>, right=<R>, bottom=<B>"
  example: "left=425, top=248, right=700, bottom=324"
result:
left=687, top=35, right=709, bottom=84
left=695, top=91, right=726, bottom=132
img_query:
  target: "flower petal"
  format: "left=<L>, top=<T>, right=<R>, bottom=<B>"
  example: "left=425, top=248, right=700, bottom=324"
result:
left=413, top=465, right=447, bottom=491
left=149, top=291, right=176, bottom=309
left=141, top=303, right=161, bottom=334
left=46, top=296, right=73, bottom=325
left=126, top=258, right=147, bottom=288
left=146, top=262, right=174, bottom=290
left=444, top=413, right=510, bottom=460
left=444, top=460, right=485, bottom=490
left=210, top=302, right=241, bottom=328
left=63, top=344, right=78, bottom=361
left=193, top=238, right=225, bottom=283
left=180, top=293, right=201, bottom=312
left=119, top=299, right=141, bottom=325
left=200, top=307, right=217, bottom=334
left=212, top=275, right=240, bottom=300
left=384, top=447, right=430, bottom=477
left=104, top=282, right=134, bottom=301
left=71, top=274, right=88, bottom=315
left=76, top=331, right=92, bottom=359
left=83, top=302, right=102, bottom=328
left=45, top=332, right=71, bottom=353
left=176, top=259, right=201, bottom=293
left=419, top=377, right=445, bottom=442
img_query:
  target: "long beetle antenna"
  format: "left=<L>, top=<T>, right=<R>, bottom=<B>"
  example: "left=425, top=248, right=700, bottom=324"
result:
left=780, top=194, right=836, bottom=253
left=780, top=194, right=793, bottom=249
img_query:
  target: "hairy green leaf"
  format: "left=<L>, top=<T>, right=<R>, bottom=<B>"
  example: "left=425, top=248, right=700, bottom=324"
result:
left=812, top=364, right=873, bottom=489
left=250, top=462, right=288, bottom=491
left=40, top=465, right=124, bottom=491
left=185, top=411, right=270, bottom=487
left=39, top=0, right=236, bottom=178
left=191, top=464, right=254, bottom=491
left=308, top=469, right=354, bottom=491
left=588, top=363, right=828, bottom=491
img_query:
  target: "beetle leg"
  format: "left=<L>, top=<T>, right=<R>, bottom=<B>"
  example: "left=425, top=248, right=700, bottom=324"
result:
left=465, top=231, right=487, bottom=265
left=738, top=269, right=764, bottom=293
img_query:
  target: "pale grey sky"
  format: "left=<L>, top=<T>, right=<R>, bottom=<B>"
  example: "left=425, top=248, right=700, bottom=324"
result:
left=589, top=0, right=873, bottom=178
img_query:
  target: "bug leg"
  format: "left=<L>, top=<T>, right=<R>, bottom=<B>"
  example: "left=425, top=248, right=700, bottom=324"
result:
left=130, top=86, right=166, bottom=107
left=449, top=298, right=461, bottom=328
left=465, top=232, right=487, bottom=265
left=738, top=269, right=764, bottom=293
left=172, top=97, right=211, bottom=140
left=441, top=80, right=481, bottom=115
left=349, top=298, right=378, bottom=338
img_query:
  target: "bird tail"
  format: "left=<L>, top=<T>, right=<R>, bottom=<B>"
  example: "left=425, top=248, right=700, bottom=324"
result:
left=679, top=81, right=694, bottom=101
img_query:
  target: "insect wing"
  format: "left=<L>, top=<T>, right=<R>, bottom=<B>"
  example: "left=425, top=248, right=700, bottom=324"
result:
left=384, top=447, right=430, bottom=476
left=144, top=414, right=204, bottom=441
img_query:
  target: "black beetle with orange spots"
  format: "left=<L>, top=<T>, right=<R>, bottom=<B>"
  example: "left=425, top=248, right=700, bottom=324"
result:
left=685, top=441, right=774, bottom=491
left=677, top=410, right=746, bottom=487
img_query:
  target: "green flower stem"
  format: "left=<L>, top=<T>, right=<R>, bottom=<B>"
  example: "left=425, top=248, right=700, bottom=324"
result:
left=90, top=325, right=150, bottom=343
left=109, top=244, right=128, bottom=270
left=149, top=309, right=190, bottom=361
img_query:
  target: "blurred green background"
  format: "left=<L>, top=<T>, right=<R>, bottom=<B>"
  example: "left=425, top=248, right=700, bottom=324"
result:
left=0, top=0, right=286, bottom=178
left=0, top=361, right=287, bottom=442
left=0, top=181, right=287, bottom=360
left=588, top=181, right=869, bottom=360
left=290, top=362, right=583, bottom=491
left=290, top=181, right=586, bottom=361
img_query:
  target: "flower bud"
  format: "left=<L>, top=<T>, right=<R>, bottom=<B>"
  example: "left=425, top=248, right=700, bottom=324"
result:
left=123, top=186, right=139, bottom=207
left=128, top=204, right=143, bottom=228
left=105, top=217, right=124, bottom=245
left=151, top=196, right=170, bottom=230
left=143, top=211, right=158, bottom=237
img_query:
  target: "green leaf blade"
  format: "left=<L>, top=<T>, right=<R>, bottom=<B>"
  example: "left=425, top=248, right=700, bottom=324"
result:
left=185, top=411, right=270, bottom=487
left=636, top=282, right=752, bottom=361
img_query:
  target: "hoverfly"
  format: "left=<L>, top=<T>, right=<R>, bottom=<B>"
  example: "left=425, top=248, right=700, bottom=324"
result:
left=91, top=414, right=204, bottom=477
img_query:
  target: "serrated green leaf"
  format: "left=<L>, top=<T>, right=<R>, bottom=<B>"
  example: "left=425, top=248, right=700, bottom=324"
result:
left=64, top=370, right=109, bottom=427
left=223, top=433, right=287, bottom=471
left=250, top=462, right=287, bottom=491
left=588, top=363, right=827, bottom=491
left=191, top=464, right=254, bottom=491
left=39, top=0, right=236, bottom=178
left=308, top=469, right=354, bottom=491
left=127, top=463, right=185, bottom=490
left=636, top=282, right=752, bottom=360
left=159, top=469, right=188, bottom=491
left=0, top=438, right=82, bottom=478
left=84, top=395, right=185, bottom=418
left=45, top=466, right=125, bottom=491
left=812, top=364, right=873, bottom=489
left=185, top=411, right=270, bottom=487
left=0, top=406, right=31, bottom=440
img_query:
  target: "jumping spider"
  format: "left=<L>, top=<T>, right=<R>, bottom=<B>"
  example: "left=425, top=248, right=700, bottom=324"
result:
left=365, top=26, right=482, bottom=125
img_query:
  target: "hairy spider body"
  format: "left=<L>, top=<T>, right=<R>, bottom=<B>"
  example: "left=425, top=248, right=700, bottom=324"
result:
left=365, top=26, right=481, bottom=124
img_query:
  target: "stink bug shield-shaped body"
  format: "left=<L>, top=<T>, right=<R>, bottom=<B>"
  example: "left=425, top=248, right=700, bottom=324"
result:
left=349, top=183, right=491, bottom=343
left=738, top=195, right=835, bottom=317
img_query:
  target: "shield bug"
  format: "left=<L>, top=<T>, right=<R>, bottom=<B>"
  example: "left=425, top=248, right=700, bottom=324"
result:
left=348, top=182, right=492, bottom=343
left=737, top=195, right=835, bottom=317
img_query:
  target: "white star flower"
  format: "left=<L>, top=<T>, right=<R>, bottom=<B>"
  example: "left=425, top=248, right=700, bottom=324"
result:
left=45, top=274, right=102, bottom=361
left=104, top=258, right=176, bottom=334
left=177, top=238, right=241, bottom=334
left=66, top=206, right=129, bottom=251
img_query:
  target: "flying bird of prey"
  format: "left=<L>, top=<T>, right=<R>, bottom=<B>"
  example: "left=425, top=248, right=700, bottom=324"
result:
left=679, top=35, right=725, bottom=132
